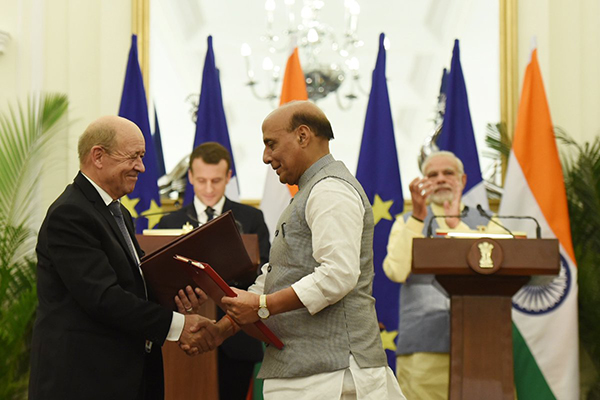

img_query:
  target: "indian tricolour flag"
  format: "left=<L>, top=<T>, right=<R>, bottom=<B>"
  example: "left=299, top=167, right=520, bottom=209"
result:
left=499, top=48, right=579, bottom=399
left=260, top=47, right=306, bottom=242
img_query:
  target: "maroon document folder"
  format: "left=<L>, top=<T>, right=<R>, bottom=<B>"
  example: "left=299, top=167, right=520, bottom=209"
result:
left=140, top=211, right=255, bottom=309
left=139, top=211, right=283, bottom=349
left=173, top=255, right=283, bottom=350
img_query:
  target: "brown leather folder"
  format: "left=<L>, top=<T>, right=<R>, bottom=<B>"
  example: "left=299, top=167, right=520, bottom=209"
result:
left=138, top=233, right=260, bottom=270
left=140, top=211, right=255, bottom=309
left=139, top=211, right=284, bottom=349
left=172, top=254, right=283, bottom=350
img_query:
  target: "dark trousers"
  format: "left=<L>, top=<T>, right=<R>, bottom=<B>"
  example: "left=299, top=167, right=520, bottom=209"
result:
left=218, top=348, right=256, bottom=400
left=136, top=346, right=164, bottom=400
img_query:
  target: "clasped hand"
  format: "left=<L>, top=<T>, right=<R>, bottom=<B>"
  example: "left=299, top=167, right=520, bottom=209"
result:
left=221, top=287, right=260, bottom=325
left=175, top=286, right=222, bottom=356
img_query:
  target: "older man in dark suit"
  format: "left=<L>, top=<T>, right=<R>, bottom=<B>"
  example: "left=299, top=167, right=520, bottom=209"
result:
left=157, top=142, right=270, bottom=399
left=29, top=116, right=227, bottom=400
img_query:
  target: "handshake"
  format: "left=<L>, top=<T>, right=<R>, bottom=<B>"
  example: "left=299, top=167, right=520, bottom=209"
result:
left=175, top=286, right=239, bottom=356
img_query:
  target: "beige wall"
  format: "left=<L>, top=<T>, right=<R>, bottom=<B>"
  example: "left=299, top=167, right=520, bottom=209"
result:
left=0, top=0, right=131, bottom=223
left=519, top=0, right=600, bottom=145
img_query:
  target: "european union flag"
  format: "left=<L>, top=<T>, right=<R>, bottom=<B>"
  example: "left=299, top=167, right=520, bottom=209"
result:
left=356, top=33, right=403, bottom=370
left=153, top=108, right=166, bottom=178
left=184, top=35, right=239, bottom=205
left=118, top=34, right=162, bottom=232
left=437, top=40, right=488, bottom=209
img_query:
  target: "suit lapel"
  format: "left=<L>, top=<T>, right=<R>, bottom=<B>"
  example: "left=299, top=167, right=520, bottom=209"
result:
left=222, top=197, right=232, bottom=213
left=74, top=173, right=140, bottom=267
left=183, top=204, right=199, bottom=225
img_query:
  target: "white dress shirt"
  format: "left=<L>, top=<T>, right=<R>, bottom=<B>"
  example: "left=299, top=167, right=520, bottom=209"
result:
left=193, top=195, right=226, bottom=225
left=249, top=177, right=405, bottom=400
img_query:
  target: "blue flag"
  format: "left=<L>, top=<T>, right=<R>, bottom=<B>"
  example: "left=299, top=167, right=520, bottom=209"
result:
left=435, top=68, right=449, bottom=126
left=153, top=108, right=167, bottom=178
left=437, top=39, right=489, bottom=209
left=184, top=35, right=239, bottom=205
left=356, top=33, right=403, bottom=370
left=118, top=34, right=162, bottom=232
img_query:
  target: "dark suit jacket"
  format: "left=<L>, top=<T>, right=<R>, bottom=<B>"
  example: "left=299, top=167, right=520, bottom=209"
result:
left=29, top=172, right=173, bottom=400
left=156, top=198, right=270, bottom=362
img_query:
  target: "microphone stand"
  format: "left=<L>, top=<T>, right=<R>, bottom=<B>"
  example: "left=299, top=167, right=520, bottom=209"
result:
left=476, top=204, right=515, bottom=238
left=425, top=206, right=470, bottom=238
left=476, top=204, right=542, bottom=239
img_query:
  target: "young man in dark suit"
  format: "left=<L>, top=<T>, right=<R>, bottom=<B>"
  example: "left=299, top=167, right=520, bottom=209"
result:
left=157, top=142, right=270, bottom=399
left=29, top=116, right=227, bottom=400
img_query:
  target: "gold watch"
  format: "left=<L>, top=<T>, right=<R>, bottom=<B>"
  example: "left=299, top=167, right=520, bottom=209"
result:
left=257, top=294, right=270, bottom=319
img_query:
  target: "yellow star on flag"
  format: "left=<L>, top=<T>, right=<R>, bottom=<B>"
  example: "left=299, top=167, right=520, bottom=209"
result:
left=380, top=329, right=398, bottom=352
left=371, top=194, right=393, bottom=226
left=121, top=196, right=140, bottom=218
left=141, top=199, right=164, bottom=229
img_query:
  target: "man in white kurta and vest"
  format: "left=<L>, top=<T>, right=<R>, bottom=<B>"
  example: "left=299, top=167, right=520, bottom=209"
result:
left=220, top=101, right=405, bottom=399
left=383, top=151, right=492, bottom=400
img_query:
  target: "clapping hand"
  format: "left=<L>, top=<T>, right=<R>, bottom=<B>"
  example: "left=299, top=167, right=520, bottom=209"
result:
left=409, top=177, right=433, bottom=221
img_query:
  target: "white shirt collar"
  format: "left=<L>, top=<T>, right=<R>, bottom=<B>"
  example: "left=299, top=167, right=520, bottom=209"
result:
left=81, top=172, right=115, bottom=206
left=193, top=195, right=226, bottom=225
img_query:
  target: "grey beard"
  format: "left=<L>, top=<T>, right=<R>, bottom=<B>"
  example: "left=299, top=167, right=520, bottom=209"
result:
left=431, top=191, right=454, bottom=205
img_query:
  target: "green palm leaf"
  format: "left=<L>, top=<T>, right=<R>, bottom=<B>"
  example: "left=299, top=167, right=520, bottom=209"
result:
left=0, top=94, right=68, bottom=228
left=558, top=130, right=600, bottom=398
left=0, top=94, right=68, bottom=399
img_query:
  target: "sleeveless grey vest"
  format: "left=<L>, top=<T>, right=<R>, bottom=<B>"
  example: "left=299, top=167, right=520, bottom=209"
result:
left=258, top=154, right=387, bottom=379
left=396, top=206, right=489, bottom=355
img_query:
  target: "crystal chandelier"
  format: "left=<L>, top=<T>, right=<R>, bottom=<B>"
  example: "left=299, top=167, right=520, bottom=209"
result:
left=241, top=0, right=366, bottom=109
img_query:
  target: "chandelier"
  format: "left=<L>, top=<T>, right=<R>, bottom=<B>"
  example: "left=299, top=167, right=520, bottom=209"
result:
left=241, top=0, right=366, bottom=109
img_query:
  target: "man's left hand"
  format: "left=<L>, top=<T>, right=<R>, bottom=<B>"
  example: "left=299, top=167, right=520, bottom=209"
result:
left=443, top=177, right=463, bottom=228
left=221, top=288, right=260, bottom=325
left=174, top=285, right=208, bottom=315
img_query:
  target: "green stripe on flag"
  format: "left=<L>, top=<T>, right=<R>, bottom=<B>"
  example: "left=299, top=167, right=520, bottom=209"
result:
left=513, top=322, right=556, bottom=399
left=251, top=361, right=264, bottom=400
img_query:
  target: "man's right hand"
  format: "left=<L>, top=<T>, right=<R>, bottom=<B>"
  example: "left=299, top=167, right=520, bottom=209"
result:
left=178, top=314, right=221, bottom=356
left=409, top=177, right=432, bottom=221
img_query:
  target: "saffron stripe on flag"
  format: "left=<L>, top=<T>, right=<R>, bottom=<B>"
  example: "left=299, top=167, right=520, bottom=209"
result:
left=500, top=48, right=579, bottom=400
left=260, top=47, right=306, bottom=242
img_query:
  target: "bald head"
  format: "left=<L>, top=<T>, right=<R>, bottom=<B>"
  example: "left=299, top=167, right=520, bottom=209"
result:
left=78, top=116, right=142, bottom=166
left=263, top=100, right=334, bottom=140
left=78, top=116, right=146, bottom=199
left=261, top=101, right=333, bottom=185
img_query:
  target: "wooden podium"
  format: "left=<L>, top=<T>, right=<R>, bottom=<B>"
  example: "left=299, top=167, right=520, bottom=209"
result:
left=136, top=232, right=260, bottom=400
left=412, top=237, right=559, bottom=400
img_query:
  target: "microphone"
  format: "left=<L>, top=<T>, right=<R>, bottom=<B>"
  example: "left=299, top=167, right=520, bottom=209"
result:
left=135, top=210, right=174, bottom=220
left=476, top=204, right=514, bottom=238
left=476, top=204, right=542, bottom=239
left=425, top=205, right=470, bottom=238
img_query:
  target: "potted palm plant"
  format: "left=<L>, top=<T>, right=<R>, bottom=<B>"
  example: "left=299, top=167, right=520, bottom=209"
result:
left=558, top=132, right=600, bottom=400
left=0, top=94, right=68, bottom=399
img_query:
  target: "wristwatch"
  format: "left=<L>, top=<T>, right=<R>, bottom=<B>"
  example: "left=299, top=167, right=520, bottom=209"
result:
left=258, top=294, right=270, bottom=319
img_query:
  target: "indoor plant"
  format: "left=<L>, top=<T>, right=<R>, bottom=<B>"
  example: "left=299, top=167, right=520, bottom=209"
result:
left=0, top=94, right=68, bottom=399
